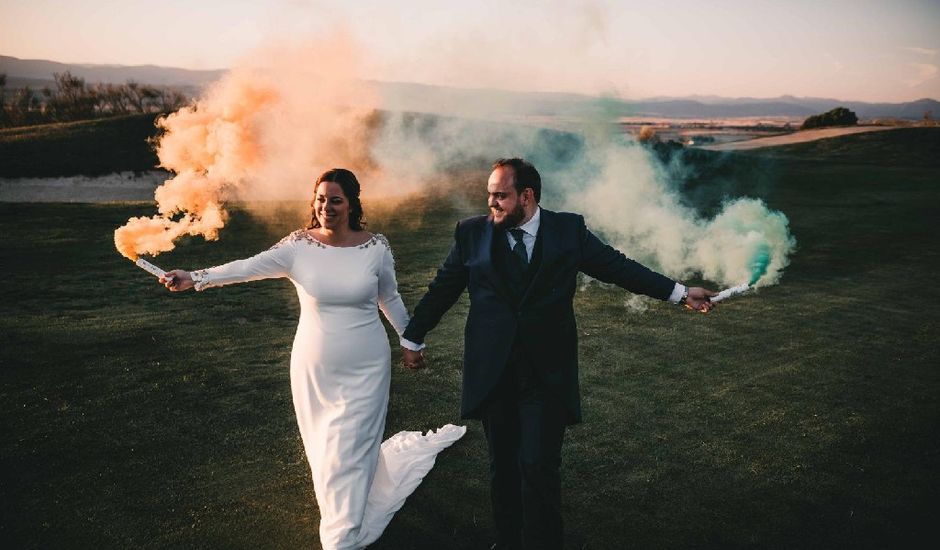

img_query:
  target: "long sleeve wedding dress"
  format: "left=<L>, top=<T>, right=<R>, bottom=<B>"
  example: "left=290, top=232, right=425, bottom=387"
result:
left=190, top=230, right=465, bottom=549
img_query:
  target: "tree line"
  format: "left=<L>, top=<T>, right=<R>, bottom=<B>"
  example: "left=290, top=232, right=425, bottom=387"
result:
left=0, top=71, right=189, bottom=128
left=800, top=107, right=858, bottom=130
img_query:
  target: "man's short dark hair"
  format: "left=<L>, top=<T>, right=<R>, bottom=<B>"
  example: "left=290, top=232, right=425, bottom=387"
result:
left=493, top=158, right=541, bottom=202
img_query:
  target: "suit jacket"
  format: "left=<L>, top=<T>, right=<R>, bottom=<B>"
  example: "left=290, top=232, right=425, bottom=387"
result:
left=403, top=209, right=676, bottom=423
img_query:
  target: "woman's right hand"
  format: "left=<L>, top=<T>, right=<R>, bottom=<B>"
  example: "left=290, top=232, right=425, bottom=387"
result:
left=401, top=347, right=426, bottom=370
left=160, top=270, right=195, bottom=292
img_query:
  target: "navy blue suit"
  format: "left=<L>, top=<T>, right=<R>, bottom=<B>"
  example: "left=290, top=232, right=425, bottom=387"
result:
left=403, top=208, right=676, bottom=548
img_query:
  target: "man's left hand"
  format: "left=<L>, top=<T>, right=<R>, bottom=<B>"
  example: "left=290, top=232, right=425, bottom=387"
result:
left=685, top=287, right=718, bottom=313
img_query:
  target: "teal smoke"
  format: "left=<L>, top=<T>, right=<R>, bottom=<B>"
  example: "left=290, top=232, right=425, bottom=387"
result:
left=748, top=243, right=772, bottom=286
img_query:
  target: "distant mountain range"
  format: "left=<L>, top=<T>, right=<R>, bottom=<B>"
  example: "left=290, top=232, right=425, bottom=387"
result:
left=377, top=82, right=940, bottom=121
left=3, top=55, right=937, bottom=121
left=0, top=55, right=224, bottom=87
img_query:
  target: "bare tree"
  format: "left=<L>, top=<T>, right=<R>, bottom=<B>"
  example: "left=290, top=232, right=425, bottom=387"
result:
left=96, top=83, right=133, bottom=115
left=157, top=88, right=188, bottom=112
left=122, top=81, right=162, bottom=113
left=1, top=71, right=192, bottom=127
left=47, top=71, right=97, bottom=121
left=0, top=74, right=9, bottom=126
left=7, top=86, right=41, bottom=126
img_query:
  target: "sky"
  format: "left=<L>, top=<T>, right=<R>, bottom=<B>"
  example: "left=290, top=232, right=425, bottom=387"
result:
left=1, top=0, right=938, bottom=102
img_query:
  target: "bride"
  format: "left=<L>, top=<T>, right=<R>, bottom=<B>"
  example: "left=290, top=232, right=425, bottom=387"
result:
left=161, top=168, right=464, bottom=549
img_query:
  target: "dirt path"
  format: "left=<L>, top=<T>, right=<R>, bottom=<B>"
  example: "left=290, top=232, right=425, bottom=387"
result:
left=0, top=171, right=167, bottom=202
left=699, top=125, right=899, bottom=151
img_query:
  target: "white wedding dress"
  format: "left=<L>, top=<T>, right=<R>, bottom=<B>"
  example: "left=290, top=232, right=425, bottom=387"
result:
left=190, top=230, right=465, bottom=549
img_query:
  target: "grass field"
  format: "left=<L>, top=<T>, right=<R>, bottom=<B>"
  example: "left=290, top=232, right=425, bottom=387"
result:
left=2, top=129, right=938, bottom=549
left=0, top=114, right=161, bottom=178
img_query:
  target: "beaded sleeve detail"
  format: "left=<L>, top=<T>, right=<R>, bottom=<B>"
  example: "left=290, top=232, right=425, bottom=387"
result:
left=370, top=233, right=391, bottom=251
left=189, top=232, right=393, bottom=292
left=269, top=229, right=324, bottom=250
left=270, top=230, right=392, bottom=253
left=191, top=269, right=210, bottom=291
left=189, top=233, right=296, bottom=291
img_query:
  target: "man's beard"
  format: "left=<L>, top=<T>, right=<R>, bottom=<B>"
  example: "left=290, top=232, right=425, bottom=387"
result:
left=493, top=202, right=526, bottom=229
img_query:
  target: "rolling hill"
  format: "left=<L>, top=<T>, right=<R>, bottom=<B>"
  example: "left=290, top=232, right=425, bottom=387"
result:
left=3, top=55, right=937, bottom=121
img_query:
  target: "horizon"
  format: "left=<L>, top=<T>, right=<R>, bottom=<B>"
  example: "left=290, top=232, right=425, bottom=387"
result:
left=1, top=0, right=938, bottom=103
left=3, top=54, right=939, bottom=106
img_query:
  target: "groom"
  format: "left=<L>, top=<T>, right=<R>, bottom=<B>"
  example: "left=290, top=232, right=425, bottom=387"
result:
left=401, top=158, right=715, bottom=549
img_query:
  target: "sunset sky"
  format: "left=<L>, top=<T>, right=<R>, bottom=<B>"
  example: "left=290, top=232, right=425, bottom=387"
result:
left=1, top=0, right=938, bottom=102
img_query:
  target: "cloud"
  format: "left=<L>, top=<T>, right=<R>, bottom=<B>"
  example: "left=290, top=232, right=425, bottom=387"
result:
left=573, top=0, right=611, bottom=50
left=905, top=62, right=939, bottom=87
left=825, top=53, right=844, bottom=72
left=904, top=46, right=938, bottom=57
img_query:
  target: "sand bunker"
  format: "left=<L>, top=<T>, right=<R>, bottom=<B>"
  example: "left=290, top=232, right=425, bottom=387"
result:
left=699, top=125, right=899, bottom=151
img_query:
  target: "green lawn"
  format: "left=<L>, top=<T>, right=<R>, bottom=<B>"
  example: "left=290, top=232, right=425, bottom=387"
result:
left=1, top=130, right=938, bottom=549
left=0, top=114, right=162, bottom=178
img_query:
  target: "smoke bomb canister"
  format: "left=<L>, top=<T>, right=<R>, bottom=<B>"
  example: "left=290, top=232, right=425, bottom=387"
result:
left=709, top=283, right=751, bottom=303
left=135, top=258, right=168, bottom=279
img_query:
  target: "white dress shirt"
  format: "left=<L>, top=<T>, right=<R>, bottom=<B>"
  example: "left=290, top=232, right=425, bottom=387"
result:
left=506, top=206, right=541, bottom=262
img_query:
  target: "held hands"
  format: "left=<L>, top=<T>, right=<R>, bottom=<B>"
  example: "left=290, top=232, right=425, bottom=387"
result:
left=685, top=286, right=718, bottom=313
left=401, top=347, right=426, bottom=370
left=160, top=269, right=194, bottom=292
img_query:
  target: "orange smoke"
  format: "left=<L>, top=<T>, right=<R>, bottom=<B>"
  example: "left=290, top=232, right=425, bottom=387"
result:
left=114, top=34, right=379, bottom=260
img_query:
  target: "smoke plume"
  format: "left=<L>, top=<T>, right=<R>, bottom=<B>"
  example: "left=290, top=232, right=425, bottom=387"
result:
left=115, top=33, right=795, bottom=292
left=555, top=143, right=795, bottom=287
left=114, top=35, right=380, bottom=260
left=368, top=115, right=795, bottom=289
